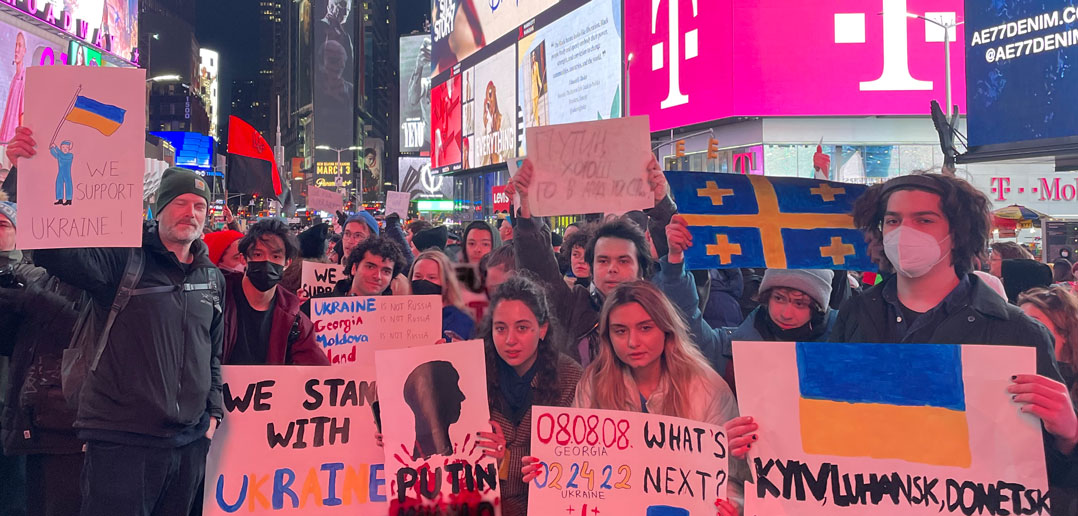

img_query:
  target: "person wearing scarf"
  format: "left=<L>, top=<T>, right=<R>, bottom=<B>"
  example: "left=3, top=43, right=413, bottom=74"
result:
left=481, top=275, right=582, bottom=516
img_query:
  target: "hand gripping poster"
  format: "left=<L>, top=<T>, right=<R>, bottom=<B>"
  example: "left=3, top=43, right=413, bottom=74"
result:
left=375, top=340, right=501, bottom=515
left=18, top=66, right=145, bottom=249
left=734, top=341, right=1050, bottom=515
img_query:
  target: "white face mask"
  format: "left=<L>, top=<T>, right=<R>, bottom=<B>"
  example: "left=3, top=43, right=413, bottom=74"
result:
left=883, top=226, right=951, bottom=278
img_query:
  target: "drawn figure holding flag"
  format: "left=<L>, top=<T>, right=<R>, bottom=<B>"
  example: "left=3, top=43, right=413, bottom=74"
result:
left=50, top=140, right=73, bottom=205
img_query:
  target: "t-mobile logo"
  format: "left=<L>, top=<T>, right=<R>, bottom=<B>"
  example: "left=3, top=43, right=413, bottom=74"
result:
left=834, top=0, right=956, bottom=91
left=651, top=0, right=698, bottom=109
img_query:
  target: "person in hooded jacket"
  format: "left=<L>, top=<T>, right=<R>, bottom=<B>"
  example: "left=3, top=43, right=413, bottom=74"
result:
left=221, top=219, right=329, bottom=365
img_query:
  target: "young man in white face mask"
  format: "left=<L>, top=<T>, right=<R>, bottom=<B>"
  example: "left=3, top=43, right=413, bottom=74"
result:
left=827, top=174, right=1078, bottom=499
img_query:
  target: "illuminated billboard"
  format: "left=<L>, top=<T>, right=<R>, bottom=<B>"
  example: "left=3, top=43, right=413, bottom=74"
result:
left=964, top=0, right=1078, bottom=152
left=517, top=0, right=622, bottom=154
left=0, top=24, right=63, bottom=167
left=625, top=0, right=966, bottom=131
left=150, top=131, right=215, bottom=170
left=431, top=0, right=558, bottom=75
left=199, top=49, right=219, bottom=139
left=468, top=45, right=515, bottom=166
left=431, top=73, right=462, bottom=172
left=315, top=161, right=352, bottom=190
left=399, top=156, right=453, bottom=200
left=313, top=0, right=356, bottom=165
left=3, top=0, right=140, bottom=63
left=399, top=34, right=431, bottom=153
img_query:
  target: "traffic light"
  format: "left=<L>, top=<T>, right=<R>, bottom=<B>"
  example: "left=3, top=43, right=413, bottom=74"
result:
left=707, top=138, right=719, bottom=160
left=675, top=140, right=685, bottom=157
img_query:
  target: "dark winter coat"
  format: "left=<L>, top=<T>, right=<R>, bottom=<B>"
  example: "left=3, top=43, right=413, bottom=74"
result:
left=221, top=271, right=329, bottom=365
left=33, top=222, right=225, bottom=439
left=703, top=268, right=743, bottom=329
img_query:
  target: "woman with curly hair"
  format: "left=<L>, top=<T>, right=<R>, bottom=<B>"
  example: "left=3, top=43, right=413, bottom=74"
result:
left=479, top=274, right=582, bottom=516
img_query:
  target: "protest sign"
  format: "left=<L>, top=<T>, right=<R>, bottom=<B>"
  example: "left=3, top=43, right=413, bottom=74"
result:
left=204, top=365, right=386, bottom=515
left=308, top=185, right=342, bottom=213
left=734, top=341, right=1050, bottom=515
left=385, top=191, right=410, bottom=218
left=528, top=406, right=728, bottom=515
left=301, top=262, right=346, bottom=299
left=665, top=172, right=874, bottom=271
left=523, top=116, right=654, bottom=217
left=18, top=66, right=145, bottom=249
left=375, top=340, right=500, bottom=515
left=310, top=295, right=442, bottom=365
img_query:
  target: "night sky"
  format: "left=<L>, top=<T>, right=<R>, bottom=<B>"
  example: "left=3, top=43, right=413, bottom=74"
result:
left=194, top=0, right=429, bottom=125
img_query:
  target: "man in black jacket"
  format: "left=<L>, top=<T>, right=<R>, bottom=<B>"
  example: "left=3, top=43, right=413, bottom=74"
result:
left=831, top=173, right=1077, bottom=502
left=12, top=130, right=225, bottom=516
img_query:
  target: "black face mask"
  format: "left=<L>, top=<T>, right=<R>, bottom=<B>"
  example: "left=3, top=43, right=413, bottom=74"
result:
left=411, top=279, right=443, bottom=296
left=246, top=261, right=284, bottom=292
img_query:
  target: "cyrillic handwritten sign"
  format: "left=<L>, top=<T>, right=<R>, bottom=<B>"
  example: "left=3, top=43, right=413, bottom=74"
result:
left=528, top=406, right=728, bottom=515
left=308, top=186, right=342, bottom=213
left=385, top=191, right=410, bottom=218
left=19, top=66, right=145, bottom=248
left=524, top=116, right=655, bottom=217
left=734, top=341, right=1050, bottom=515
left=375, top=340, right=501, bottom=515
left=301, top=262, right=345, bottom=299
left=310, top=295, right=442, bottom=365
left=203, top=365, right=386, bottom=515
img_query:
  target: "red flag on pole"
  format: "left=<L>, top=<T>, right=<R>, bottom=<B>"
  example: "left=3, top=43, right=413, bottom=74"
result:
left=226, top=115, right=283, bottom=197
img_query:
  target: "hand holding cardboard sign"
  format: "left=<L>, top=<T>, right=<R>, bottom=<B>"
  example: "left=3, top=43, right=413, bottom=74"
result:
left=1009, top=374, right=1078, bottom=453
left=715, top=498, right=740, bottom=516
left=476, top=419, right=507, bottom=460
left=666, top=214, right=694, bottom=264
left=647, top=154, right=668, bottom=201
left=725, top=415, right=759, bottom=459
left=509, top=159, right=534, bottom=218
left=520, top=455, right=542, bottom=483
left=6, top=126, right=35, bottom=167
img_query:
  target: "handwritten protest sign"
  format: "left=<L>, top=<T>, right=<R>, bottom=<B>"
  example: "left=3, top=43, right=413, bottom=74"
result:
left=385, top=191, right=410, bottom=218
left=666, top=172, right=874, bottom=271
left=308, top=185, right=342, bottom=213
left=734, top=341, right=1050, bottom=515
left=18, top=66, right=145, bottom=249
left=301, top=262, right=346, bottom=299
left=204, top=365, right=386, bottom=515
left=310, top=295, right=442, bottom=365
left=524, top=116, right=654, bottom=217
left=375, top=340, right=501, bottom=515
left=528, top=406, right=728, bottom=515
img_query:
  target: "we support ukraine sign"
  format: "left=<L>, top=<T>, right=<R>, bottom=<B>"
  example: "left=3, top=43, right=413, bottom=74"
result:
left=665, top=172, right=874, bottom=270
left=734, top=341, right=1050, bottom=515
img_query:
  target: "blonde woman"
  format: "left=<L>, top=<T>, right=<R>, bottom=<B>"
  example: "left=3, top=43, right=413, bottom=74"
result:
left=522, top=280, right=744, bottom=515
left=410, top=250, right=475, bottom=340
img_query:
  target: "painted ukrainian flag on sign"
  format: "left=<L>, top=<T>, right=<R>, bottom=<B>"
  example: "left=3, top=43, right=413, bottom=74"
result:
left=65, top=95, right=126, bottom=136
left=795, top=342, right=972, bottom=468
left=666, top=171, right=875, bottom=270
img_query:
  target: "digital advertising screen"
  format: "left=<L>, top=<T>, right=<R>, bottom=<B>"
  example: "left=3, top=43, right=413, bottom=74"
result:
left=199, top=49, right=219, bottom=139
left=964, top=0, right=1078, bottom=153
left=431, top=73, right=462, bottom=172
left=313, top=0, right=356, bottom=161
left=517, top=0, right=622, bottom=155
left=314, top=161, right=352, bottom=190
left=400, top=34, right=431, bottom=153
left=399, top=156, right=454, bottom=200
left=470, top=45, right=516, bottom=166
left=0, top=23, right=62, bottom=167
left=7, top=0, right=139, bottom=62
left=150, top=131, right=215, bottom=171
left=431, top=0, right=559, bottom=75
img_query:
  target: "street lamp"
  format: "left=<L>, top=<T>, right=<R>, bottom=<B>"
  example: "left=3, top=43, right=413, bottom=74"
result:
left=900, top=12, right=964, bottom=115
left=625, top=53, right=634, bottom=117
left=315, top=144, right=361, bottom=205
left=147, top=74, right=182, bottom=83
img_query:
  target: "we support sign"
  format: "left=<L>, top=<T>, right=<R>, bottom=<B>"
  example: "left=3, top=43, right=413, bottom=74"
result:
left=528, top=406, right=728, bottom=515
left=734, top=341, right=1050, bottom=515
left=204, top=365, right=386, bottom=515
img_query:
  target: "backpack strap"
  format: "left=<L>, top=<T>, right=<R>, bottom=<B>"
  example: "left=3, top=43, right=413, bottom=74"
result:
left=89, top=248, right=145, bottom=372
left=285, top=313, right=302, bottom=365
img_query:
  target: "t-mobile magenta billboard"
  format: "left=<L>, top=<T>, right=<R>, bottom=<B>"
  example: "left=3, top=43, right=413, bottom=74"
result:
left=626, top=0, right=967, bottom=131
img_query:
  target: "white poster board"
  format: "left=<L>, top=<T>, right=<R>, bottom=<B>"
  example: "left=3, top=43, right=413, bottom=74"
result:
left=308, top=186, right=342, bottom=213
left=18, top=66, right=146, bottom=248
left=310, top=295, right=442, bottom=365
left=385, top=191, right=410, bottom=218
left=734, top=341, right=1050, bottom=515
left=528, top=406, right=728, bottom=515
left=523, top=116, right=654, bottom=217
left=203, top=365, right=386, bottom=515
left=301, top=262, right=346, bottom=299
left=375, top=340, right=501, bottom=515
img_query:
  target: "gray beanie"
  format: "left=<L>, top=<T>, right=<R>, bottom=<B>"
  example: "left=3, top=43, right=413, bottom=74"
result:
left=759, top=269, right=834, bottom=310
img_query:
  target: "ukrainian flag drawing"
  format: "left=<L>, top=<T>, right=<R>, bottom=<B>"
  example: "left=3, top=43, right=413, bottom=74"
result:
left=665, top=171, right=876, bottom=271
left=65, top=95, right=126, bottom=136
left=796, top=342, right=972, bottom=468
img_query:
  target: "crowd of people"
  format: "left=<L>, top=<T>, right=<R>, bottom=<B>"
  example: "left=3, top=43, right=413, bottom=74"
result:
left=0, top=125, right=1076, bottom=516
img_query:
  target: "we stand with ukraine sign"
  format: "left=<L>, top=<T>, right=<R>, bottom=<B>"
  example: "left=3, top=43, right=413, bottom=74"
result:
left=734, top=341, right=1050, bottom=515
left=665, top=172, right=875, bottom=271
